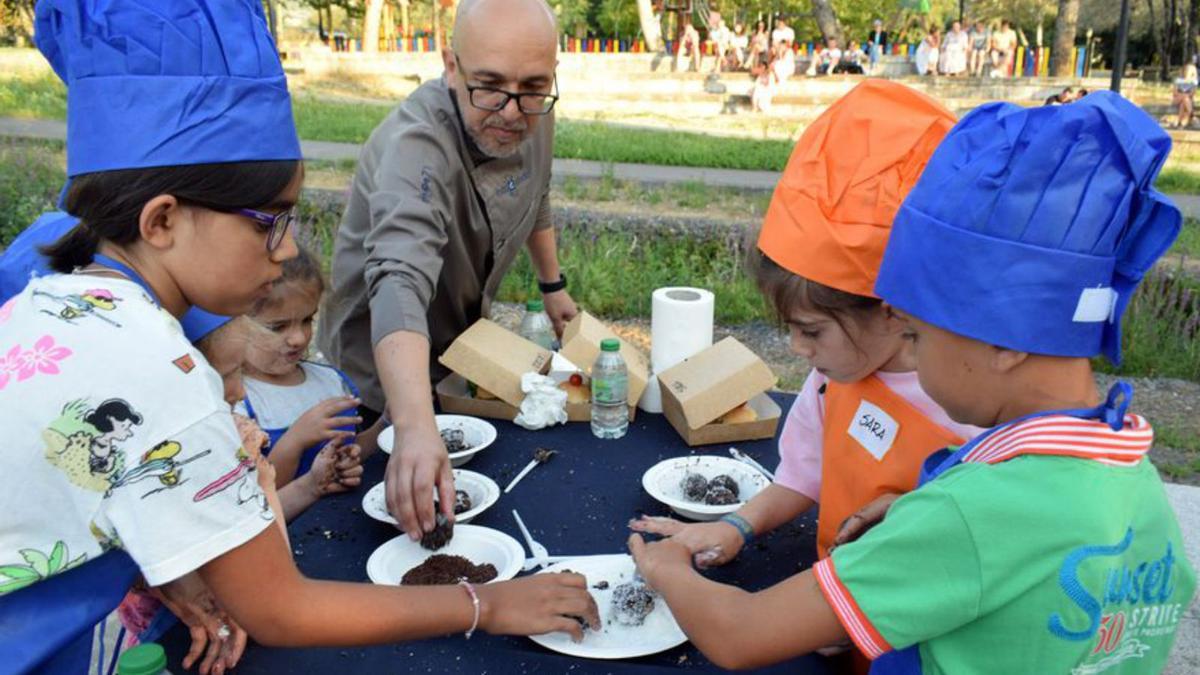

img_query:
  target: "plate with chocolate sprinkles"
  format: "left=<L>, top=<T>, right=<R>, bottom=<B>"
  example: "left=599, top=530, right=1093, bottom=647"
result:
left=378, top=416, right=497, bottom=468
left=366, top=525, right=524, bottom=586
left=528, top=555, right=687, bottom=659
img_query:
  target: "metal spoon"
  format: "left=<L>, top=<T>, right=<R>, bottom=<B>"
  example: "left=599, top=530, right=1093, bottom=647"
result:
left=729, top=446, right=775, bottom=481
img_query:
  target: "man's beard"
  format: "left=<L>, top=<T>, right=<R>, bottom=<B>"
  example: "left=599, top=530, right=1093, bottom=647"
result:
left=467, top=119, right=529, bottom=159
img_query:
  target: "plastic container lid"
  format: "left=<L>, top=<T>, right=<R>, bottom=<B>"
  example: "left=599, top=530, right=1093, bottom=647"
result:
left=525, top=299, right=545, bottom=312
left=600, top=338, right=620, bottom=352
left=117, top=643, right=167, bottom=675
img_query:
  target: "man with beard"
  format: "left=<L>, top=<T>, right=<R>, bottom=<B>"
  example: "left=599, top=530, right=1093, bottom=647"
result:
left=319, top=0, right=577, bottom=540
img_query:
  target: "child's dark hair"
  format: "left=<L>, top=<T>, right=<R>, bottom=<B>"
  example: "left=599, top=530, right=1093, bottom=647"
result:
left=43, top=160, right=301, bottom=273
left=85, top=399, right=144, bottom=433
left=748, top=245, right=881, bottom=338
left=254, top=241, right=324, bottom=313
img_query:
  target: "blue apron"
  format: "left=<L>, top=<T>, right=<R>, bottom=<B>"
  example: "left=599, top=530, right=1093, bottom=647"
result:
left=869, top=382, right=1134, bottom=675
left=0, top=253, right=206, bottom=674
left=242, top=363, right=361, bottom=478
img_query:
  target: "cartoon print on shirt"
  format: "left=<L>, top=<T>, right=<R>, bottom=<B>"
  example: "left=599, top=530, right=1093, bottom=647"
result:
left=32, top=287, right=122, bottom=327
left=43, top=398, right=141, bottom=492
left=42, top=398, right=210, bottom=497
left=109, top=440, right=212, bottom=498
left=0, top=541, right=88, bottom=595
left=193, top=447, right=272, bottom=519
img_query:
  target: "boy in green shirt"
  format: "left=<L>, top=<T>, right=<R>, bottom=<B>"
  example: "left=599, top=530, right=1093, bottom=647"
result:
left=628, top=92, right=1197, bottom=674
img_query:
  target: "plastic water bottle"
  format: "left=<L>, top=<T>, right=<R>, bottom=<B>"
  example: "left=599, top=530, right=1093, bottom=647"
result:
left=519, top=299, right=556, bottom=350
left=591, top=338, right=629, bottom=439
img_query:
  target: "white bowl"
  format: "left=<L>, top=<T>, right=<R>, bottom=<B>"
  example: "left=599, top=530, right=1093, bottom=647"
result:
left=377, top=415, right=498, bottom=467
left=361, top=469, right=501, bottom=525
left=641, top=455, right=771, bottom=521
left=365, top=524, right=524, bottom=585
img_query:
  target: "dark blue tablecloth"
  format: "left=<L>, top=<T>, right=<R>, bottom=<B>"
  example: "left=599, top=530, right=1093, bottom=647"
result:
left=163, top=393, right=831, bottom=674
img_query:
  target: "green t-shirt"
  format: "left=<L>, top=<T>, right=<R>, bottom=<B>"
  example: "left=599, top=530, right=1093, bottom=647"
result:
left=817, top=450, right=1195, bottom=674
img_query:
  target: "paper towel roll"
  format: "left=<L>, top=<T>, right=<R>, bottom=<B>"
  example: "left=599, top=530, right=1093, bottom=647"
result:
left=639, top=287, right=715, bottom=413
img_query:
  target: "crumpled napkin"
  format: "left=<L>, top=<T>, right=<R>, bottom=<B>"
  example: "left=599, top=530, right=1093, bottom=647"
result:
left=513, top=372, right=569, bottom=430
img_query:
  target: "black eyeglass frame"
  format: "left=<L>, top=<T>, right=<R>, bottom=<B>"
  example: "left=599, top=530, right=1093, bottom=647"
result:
left=454, top=55, right=560, bottom=115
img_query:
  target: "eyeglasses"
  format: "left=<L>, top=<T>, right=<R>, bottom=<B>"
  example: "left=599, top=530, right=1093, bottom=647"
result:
left=456, top=56, right=559, bottom=115
left=234, top=206, right=297, bottom=252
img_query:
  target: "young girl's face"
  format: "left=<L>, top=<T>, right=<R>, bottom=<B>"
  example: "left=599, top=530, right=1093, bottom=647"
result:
left=245, top=281, right=320, bottom=378
left=785, top=306, right=907, bottom=383
left=170, top=168, right=303, bottom=316
left=203, top=327, right=248, bottom=407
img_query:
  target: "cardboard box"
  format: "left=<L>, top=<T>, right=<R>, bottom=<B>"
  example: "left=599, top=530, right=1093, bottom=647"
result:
left=437, top=319, right=552, bottom=408
left=559, top=311, right=650, bottom=417
left=658, top=337, right=781, bottom=447
left=436, top=373, right=521, bottom=420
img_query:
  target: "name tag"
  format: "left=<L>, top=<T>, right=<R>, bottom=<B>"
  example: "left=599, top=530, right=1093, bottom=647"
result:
left=848, top=400, right=900, bottom=461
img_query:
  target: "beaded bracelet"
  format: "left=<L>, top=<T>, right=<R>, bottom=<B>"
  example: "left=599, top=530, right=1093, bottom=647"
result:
left=458, top=580, right=480, bottom=639
left=719, top=513, right=755, bottom=545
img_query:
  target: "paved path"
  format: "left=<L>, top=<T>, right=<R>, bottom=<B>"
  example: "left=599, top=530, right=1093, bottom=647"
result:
left=5, top=117, right=1194, bottom=213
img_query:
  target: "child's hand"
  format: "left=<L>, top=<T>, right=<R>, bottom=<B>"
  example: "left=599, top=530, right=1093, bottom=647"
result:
left=627, top=533, right=693, bottom=590
left=304, top=438, right=360, bottom=498
left=333, top=443, right=364, bottom=489
left=289, top=396, right=362, bottom=448
left=628, top=515, right=745, bottom=568
left=474, top=572, right=600, bottom=642
left=829, top=492, right=901, bottom=552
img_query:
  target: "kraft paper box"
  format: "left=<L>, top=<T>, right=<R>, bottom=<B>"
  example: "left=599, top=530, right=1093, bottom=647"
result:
left=435, top=373, right=521, bottom=420
left=558, top=311, right=650, bottom=419
left=658, top=337, right=781, bottom=447
left=437, top=319, right=552, bottom=410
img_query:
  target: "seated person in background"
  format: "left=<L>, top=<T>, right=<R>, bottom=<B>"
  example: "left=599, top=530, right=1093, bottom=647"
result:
left=772, top=40, right=796, bottom=82
left=833, top=40, right=866, bottom=74
left=818, top=37, right=842, bottom=75
left=675, top=21, right=702, bottom=72
left=744, top=19, right=769, bottom=69
left=727, top=23, right=749, bottom=70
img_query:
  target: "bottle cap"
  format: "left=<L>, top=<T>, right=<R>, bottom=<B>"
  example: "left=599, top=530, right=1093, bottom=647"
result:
left=525, top=299, right=545, bottom=312
left=600, top=338, right=620, bottom=352
left=117, top=643, right=167, bottom=675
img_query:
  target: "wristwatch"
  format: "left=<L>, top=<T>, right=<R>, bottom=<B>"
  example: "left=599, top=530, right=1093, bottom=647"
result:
left=538, top=273, right=567, bottom=294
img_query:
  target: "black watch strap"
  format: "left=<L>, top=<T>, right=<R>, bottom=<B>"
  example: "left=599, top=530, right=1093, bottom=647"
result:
left=538, top=273, right=567, bottom=294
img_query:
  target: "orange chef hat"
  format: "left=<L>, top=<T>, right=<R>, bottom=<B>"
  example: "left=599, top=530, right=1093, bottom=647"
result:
left=757, top=79, right=956, bottom=298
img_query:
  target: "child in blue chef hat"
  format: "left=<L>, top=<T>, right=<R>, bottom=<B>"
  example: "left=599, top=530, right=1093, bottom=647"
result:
left=0, top=3, right=597, bottom=674
left=629, top=91, right=1197, bottom=674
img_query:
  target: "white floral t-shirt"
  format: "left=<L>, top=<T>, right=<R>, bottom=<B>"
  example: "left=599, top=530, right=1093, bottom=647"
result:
left=0, top=274, right=274, bottom=593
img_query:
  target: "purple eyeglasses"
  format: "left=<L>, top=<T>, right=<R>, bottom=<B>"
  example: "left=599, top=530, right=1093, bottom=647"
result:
left=235, top=206, right=297, bottom=252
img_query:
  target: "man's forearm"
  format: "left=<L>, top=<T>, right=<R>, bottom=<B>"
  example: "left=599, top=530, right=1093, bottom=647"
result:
left=373, top=330, right=437, bottom=432
left=526, top=225, right=562, bottom=284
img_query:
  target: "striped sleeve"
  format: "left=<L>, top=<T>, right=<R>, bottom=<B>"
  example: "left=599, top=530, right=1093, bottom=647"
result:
left=814, top=557, right=893, bottom=658
left=813, top=478, right=984, bottom=655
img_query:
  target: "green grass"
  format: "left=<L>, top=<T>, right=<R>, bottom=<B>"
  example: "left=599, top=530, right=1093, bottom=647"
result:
left=0, top=76, right=793, bottom=170
left=1158, top=168, right=1200, bottom=195
left=553, top=119, right=792, bottom=171
left=1172, top=218, right=1200, bottom=258
left=557, top=173, right=772, bottom=217
left=0, top=138, right=64, bottom=246
left=1094, top=268, right=1200, bottom=381
left=498, top=226, right=768, bottom=325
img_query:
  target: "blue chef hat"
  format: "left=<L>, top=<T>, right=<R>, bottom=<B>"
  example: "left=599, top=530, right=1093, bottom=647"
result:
left=875, top=91, right=1181, bottom=365
left=35, top=0, right=301, bottom=177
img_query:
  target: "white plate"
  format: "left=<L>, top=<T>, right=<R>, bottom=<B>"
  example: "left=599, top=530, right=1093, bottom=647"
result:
left=377, top=415, right=498, bottom=467
left=365, top=525, right=524, bottom=585
left=361, top=470, right=501, bottom=525
left=641, top=455, right=771, bottom=521
left=529, top=554, right=687, bottom=659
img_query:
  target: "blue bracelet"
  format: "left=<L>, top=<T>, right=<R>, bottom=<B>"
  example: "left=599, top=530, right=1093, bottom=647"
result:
left=719, top=514, right=755, bottom=545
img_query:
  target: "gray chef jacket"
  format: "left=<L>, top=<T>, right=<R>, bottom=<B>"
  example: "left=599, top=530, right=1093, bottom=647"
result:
left=318, top=76, right=554, bottom=411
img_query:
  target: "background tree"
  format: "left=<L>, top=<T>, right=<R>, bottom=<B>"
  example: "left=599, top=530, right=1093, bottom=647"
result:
left=364, top=0, right=385, bottom=51
left=811, top=0, right=844, bottom=43
left=636, top=0, right=662, bottom=50
left=1051, top=0, right=1080, bottom=75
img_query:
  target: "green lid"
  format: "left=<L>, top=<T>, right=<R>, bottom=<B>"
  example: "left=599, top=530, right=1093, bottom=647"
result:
left=526, top=299, right=545, bottom=312
left=600, top=338, right=620, bottom=352
left=117, top=643, right=167, bottom=675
